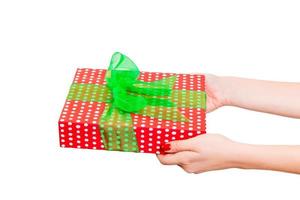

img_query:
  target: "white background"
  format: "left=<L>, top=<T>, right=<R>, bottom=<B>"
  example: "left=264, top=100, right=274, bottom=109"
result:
left=0, top=0, right=300, bottom=199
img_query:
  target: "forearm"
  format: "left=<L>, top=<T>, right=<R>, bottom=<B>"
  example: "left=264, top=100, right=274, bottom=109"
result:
left=220, top=76, right=300, bottom=118
left=232, top=143, right=300, bottom=174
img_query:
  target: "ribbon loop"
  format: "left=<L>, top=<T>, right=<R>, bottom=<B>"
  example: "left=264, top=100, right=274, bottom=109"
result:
left=106, top=52, right=175, bottom=113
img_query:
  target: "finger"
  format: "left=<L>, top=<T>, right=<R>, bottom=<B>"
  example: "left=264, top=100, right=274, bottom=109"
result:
left=156, top=151, right=192, bottom=165
left=161, top=138, right=197, bottom=153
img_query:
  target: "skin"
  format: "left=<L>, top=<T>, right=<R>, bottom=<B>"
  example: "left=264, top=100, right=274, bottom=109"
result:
left=157, top=75, right=300, bottom=174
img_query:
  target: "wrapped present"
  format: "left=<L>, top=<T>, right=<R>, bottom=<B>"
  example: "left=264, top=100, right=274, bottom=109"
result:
left=58, top=52, right=206, bottom=154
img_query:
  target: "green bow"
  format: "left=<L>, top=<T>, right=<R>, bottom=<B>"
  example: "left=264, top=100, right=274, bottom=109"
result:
left=106, top=52, right=175, bottom=113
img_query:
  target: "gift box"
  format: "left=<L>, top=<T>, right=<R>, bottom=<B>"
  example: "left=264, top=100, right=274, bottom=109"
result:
left=58, top=52, right=206, bottom=154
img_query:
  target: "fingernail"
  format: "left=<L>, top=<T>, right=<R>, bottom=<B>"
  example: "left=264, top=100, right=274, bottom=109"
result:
left=161, top=143, right=171, bottom=152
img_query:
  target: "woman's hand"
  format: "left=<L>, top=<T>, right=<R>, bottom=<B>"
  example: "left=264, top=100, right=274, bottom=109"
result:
left=157, top=134, right=241, bottom=173
left=157, top=134, right=300, bottom=174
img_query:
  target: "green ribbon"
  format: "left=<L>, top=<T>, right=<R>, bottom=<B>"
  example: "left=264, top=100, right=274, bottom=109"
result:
left=67, top=84, right=206, bottom=110
left=100, top=52, right=182, bottom=152
left=66, top=52, right=206, bottom=152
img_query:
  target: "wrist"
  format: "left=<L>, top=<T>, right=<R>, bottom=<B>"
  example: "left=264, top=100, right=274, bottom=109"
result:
left=229, top=143, right=264, bottom=170
left=219, top=141, right=250, bottom=169
left=225, top=142, right=254, bottom=169
left=217, top=76, right=237, bottom=107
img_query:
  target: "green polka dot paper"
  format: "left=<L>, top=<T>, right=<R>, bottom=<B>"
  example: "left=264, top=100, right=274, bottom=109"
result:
left=58, top=68, right=206, bottom=154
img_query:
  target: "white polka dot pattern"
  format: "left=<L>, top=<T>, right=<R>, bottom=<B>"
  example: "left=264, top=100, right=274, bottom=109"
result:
left=59, top=101, right=106, bottom=150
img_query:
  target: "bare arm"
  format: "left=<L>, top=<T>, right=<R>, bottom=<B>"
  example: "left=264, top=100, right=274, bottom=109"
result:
left=220, top=76, right=300, bottom=118
left=236, top=143, right=300, bottom=174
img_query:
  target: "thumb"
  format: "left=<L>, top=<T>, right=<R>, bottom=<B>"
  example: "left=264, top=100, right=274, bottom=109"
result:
left=161, top=138, right=195, bottom=153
